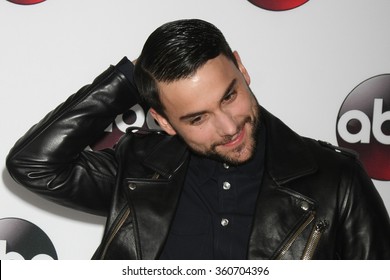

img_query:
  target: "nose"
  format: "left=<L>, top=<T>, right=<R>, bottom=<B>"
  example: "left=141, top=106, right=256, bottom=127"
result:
left=214, top=110, right=237, bottom=136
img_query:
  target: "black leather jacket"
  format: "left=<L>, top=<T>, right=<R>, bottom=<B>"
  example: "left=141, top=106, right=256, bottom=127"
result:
left=6, top=59, right=390, bottom=259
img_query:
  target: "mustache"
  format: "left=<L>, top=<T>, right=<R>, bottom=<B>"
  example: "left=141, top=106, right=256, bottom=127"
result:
left=211, top=116, right=253, bottom=147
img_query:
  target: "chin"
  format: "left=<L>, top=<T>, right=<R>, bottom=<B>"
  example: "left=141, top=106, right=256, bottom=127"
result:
left=209, top=143, right=256, bottom=166
left=223, top=151, right=255, bottom=166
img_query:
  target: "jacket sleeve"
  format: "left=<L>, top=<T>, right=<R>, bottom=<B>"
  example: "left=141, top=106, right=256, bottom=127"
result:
left=337, top=160, right=390, bottom=259
left=6, top=57, right=139, bottom=216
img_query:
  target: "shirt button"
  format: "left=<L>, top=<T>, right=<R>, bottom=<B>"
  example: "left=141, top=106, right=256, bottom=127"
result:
left=222, top=181, right=231, bottom=190
left=223, top=163, right=230, bottom=169
left=221, top=218, right=229, bottom=227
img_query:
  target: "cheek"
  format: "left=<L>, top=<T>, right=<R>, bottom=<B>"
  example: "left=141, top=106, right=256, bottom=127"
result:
left=242, top=95, right=259, bottom=117
left=180, top=126, right=217, bottom=147
left=230, top=101, right=254, bottom=120
left=234, top=91, right=256, bottom=112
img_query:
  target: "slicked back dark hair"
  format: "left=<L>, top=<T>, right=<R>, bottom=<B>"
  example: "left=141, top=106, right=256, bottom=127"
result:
left=134, top=19, right=238, bottom=116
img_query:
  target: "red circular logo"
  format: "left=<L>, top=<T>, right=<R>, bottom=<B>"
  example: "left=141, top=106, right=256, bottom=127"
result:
left=248, top=0, right=309, bottom=11
left=336, top=74, right=390, bottom=181
left=8, top=0, right=45, bottom=5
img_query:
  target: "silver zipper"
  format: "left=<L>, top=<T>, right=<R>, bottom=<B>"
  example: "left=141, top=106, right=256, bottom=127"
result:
left=98, top=173, right=161, bottom=259
left=301, top=220, right=329, bottom=260
left=275, top=212, right=315, bottom=260
left=98, top=206, right=131, bottom=259
left=99, top=173, right=161, bottom=259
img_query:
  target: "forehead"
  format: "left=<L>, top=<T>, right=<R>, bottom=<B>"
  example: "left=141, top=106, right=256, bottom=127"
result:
left=157, top=55, right=239, bottom=116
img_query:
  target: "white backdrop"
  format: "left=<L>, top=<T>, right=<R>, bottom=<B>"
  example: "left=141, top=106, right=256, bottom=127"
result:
left=1, top=0, right=389, bottom=259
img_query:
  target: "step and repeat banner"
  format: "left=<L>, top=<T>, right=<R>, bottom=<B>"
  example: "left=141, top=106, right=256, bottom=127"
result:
left=1, top=0, right=389, bottom=260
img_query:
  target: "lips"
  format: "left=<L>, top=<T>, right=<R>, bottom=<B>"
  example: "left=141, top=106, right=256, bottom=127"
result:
left=223, top=128, right=246, bottom=148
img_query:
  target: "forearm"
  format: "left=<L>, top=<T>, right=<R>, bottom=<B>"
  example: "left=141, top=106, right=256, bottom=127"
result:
left=6, top=57, right=138, bottom=212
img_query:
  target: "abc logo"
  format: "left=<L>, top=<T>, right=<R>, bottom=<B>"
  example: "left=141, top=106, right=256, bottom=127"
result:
left=0, top=218, right=57, bottom=260
left=248, top=0, right=308, bottom=11
left=336, top=74, right=390, bottom=181
left=90, top=104, right=160, bottom=150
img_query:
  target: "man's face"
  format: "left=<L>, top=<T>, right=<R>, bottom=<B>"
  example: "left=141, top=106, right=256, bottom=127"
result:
left=151, top=52, right=260, bottom=165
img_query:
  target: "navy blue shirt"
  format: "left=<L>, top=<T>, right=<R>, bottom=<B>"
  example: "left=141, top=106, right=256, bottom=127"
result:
left=160, top=125, right=266, bottom=259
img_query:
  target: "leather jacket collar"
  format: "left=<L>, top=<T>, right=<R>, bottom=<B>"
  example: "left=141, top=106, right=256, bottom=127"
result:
left=262, top=108, right=318, bottom=184
left=139, top=107, right=318, bottom=185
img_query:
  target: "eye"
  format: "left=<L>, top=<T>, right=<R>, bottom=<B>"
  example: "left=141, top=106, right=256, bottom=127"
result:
left=189, top=115, right=205, bottom=126
left=222, top=91, right=237, bottom=104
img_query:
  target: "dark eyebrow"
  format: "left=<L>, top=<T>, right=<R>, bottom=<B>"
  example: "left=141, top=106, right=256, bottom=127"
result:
left=179, top=79, right=238, bottom=122
left=179, top=110, right=209, bottom=122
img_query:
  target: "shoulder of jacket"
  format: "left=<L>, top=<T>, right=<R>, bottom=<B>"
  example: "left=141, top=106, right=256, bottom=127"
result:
left=316, top=140, right=359, bottom=159
left=117, top=127, right=169, bottom=147
left=120, top=127, right=186, bottom=153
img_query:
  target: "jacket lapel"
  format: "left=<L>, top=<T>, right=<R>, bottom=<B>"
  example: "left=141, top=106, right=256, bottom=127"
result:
left=124, top=134, right=189, bottom=259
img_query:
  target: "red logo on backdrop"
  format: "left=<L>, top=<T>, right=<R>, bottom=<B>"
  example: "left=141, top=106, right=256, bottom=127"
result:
left=248, top=0, right=309, bottom=11
left=336, top=74, right=390, bottom=181
left=8, top=0, right=45, bottom=5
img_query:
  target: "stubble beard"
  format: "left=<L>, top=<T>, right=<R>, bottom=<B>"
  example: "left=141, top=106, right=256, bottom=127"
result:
left=192, top=104, right=261, bottom=166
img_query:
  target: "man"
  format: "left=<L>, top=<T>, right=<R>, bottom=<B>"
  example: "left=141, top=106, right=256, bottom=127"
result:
left=6, top=19, right=390, bottom=259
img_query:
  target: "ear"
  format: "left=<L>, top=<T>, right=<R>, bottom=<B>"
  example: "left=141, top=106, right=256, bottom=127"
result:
left=233, top=51, right=251, bottom=85
left=149, top=108, right=177, bottom=136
